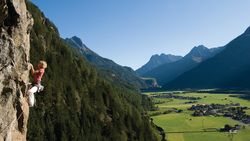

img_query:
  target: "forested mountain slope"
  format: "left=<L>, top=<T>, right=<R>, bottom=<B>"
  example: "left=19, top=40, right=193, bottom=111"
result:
left=26, top=2, right=160, bottom=141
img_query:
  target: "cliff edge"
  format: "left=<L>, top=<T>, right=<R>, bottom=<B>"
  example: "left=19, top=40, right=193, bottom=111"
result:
left=0, top=0, right=33, bottom=141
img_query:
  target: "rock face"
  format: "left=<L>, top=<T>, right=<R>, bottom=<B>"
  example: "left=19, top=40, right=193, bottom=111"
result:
left=0, top=0, right=33, bottom=141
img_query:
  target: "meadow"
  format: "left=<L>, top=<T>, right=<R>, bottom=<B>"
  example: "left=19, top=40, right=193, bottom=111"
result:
left=146, top=92, right=250, bottom=141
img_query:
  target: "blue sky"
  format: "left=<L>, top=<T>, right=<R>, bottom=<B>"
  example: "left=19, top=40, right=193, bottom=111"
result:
left=31, top=0, right=250, bottom=69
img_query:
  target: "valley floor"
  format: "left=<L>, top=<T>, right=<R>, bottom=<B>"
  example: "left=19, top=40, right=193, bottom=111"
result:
left=146, top=92, right=250, bottom=141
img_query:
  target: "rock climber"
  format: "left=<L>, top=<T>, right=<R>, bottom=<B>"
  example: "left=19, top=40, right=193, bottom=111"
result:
left=27, top=60, right=47, bottom=107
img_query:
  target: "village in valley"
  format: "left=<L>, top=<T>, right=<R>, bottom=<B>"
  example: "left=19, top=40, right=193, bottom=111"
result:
left=189, top=103, right=250, bottom=132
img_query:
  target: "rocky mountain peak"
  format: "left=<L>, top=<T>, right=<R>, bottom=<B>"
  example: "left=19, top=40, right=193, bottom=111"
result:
left=136, top=53, right=182, bottom=75
left=186, top=45, right=211, bottom=60
left=65, top=36, right=98, bottom=56
left=190, top=45, right=209, bottom=54
left=71, top=36, right=84, bottom=46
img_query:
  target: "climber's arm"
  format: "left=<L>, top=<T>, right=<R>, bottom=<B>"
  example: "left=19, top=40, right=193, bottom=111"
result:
left=29, top=63, right=34, bottom=75
left=29, top=63, right=39, bottom=75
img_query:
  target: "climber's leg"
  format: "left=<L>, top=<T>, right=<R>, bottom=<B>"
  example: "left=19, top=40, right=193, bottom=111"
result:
left=27, top=86, right=38, bottom=107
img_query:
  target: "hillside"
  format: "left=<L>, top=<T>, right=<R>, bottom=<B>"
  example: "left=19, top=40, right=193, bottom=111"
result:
left=165, top=27, right=250, bottom=89
left=65, top=36, right=147, bottom=89
left=26, top=2, right=160, bottom=141
left=142, top=45, right=224, bottom=86
left=136, top=54, right=182, bottom=76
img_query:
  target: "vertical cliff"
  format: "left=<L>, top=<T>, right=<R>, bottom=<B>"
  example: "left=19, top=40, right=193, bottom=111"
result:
left=0, top=0, right=33, bottom=140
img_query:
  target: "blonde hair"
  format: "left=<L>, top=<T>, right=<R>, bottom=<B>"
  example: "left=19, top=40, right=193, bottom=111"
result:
left=39, top=60, right=47, bottom=69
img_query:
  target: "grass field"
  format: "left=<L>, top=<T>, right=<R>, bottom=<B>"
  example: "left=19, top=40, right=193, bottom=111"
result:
left=147, top=92, right=250, bottom=141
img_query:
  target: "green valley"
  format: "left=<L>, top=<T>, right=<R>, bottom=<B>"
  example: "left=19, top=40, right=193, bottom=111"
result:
left=146, top=92, right=250, bottom=141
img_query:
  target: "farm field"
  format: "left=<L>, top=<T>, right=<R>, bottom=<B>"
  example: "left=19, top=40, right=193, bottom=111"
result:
left=146, top=92, right=250, bottom=141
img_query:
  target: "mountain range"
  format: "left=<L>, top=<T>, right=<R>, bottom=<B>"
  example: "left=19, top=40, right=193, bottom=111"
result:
left=141, top=45, right=224, bottom=86
left=165, top=27, right=250, bottom=89
left=136, top=54, right=182, bottom=75
left=67, top=26, right=250, bottom=91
